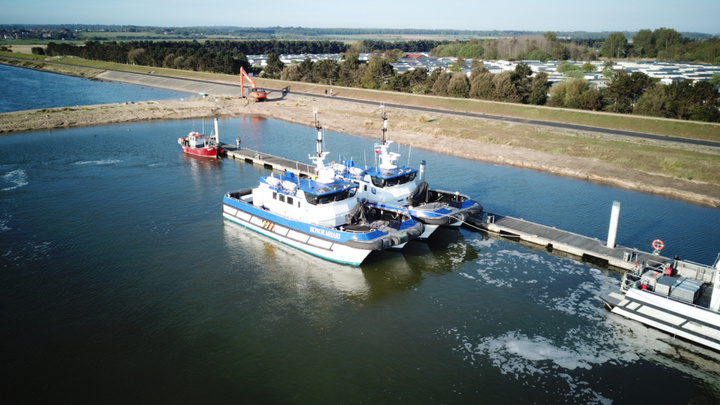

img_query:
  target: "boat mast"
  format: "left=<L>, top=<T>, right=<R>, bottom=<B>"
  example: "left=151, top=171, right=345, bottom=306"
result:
left=376, top=103, right=399, bottom=169
left=309, top=107, right=329, bottom=172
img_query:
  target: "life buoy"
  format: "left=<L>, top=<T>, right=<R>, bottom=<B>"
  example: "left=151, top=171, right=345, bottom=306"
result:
left=652, top=239, right=664, bottom=251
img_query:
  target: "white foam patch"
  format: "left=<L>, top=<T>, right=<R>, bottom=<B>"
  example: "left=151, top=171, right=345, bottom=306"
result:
left=0, top=212, right=11, bottom=231
left=73, top=159, right=121, bottom=165
left=1, top=169, right=28, bottom=191
left=447, top=328, right=622, bottom=404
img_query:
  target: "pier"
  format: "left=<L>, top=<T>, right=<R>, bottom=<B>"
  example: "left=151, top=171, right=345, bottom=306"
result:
left=220, top=143, right=316, bottom=178
left=466, top=213, right=669, bottom=272
left=220, top=144, right=671, bottom=272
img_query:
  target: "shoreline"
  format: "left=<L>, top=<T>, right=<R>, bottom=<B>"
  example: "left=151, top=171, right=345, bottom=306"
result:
left=1, top=60, right=719, bottom=208
left=2, top=94, right=719, bottom=208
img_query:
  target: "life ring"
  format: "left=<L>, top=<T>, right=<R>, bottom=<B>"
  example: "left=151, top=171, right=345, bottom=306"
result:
left=652, top=239, right=664, bottom=251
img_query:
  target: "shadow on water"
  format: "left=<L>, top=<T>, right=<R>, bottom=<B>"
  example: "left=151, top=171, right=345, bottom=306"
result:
left=222, top=221, right=483, bottom=302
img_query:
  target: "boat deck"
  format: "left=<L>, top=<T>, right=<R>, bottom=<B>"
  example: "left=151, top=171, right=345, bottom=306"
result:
left=467, top=213, right=670, bottom=271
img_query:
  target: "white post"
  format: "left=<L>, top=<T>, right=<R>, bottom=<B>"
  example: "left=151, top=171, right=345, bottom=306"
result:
left=607, top=201, right=621, bottom=248
left=213, top=118, right=219, bottom=144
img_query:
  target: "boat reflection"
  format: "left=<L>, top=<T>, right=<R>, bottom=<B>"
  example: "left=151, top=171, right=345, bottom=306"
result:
left=222, top=220, right=484, bottom=302
left=222, top=221, right=371, bottom=299
left=602, top=303, right=720, bottom=381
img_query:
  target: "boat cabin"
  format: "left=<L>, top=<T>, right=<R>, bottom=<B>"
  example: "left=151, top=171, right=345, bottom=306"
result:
left=334, top=161, right=418, bottom=205
left=252, top=172, right=359, bottom=227
left=187, top=132, right=206, bottom=148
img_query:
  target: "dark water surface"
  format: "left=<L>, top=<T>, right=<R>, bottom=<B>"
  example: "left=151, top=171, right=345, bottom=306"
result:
left=1, top=68, right=719, bottom=404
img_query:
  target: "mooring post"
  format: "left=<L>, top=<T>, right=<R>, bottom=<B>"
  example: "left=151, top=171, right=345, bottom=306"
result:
left=607, top=201, right=621, bottom=248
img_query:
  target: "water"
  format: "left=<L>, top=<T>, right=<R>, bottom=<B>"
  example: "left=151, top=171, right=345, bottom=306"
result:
left=0, top=63, right=192, bottom=113
left=1, top=70, right=720, bottom=404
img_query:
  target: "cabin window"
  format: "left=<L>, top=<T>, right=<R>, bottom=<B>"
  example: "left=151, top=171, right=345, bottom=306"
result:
left=287, top=196, right=293, bottom=205
left=370, top=172, right=417, bottom=188
left=279, top=195, right=285, bottom=203
left=304, top=188, right=357, bottom=205
left=273, top=192, right=277, bottom=200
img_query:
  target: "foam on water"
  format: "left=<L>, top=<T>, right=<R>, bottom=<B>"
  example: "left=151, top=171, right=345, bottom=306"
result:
left=73, top=159, right=121, bottom=166
left=1, top=169, right=28, bottom=191
left=0, top=212, right=11, bottom=232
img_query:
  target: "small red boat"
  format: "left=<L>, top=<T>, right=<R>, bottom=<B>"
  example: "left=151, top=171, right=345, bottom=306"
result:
left=178, top=118, right=222, bottom=158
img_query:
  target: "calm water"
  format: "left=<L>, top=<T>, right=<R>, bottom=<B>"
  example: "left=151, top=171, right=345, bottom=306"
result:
left=0, top=63, right=192, bottom=113
left=1, top=70, right=720, bottom=404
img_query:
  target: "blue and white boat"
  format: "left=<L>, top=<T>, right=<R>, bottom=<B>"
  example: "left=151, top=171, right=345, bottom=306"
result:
left=222, top=152, right=424, bottom=266
left=318, top=106, right=483, bottom=239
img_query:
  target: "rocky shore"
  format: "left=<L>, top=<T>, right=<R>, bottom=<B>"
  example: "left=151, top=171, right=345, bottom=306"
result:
left=2, top=85, right=719, bottom=208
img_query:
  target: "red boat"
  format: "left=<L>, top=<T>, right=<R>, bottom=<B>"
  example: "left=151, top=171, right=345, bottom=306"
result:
left=178, top=118, right=222, bottom=158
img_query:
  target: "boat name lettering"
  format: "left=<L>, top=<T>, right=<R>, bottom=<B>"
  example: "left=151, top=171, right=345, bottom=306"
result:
left=310, top=226, right=341, bottom=239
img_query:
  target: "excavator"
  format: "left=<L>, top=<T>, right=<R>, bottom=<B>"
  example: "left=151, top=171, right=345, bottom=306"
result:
left=239, top=67, right=267, bottom=102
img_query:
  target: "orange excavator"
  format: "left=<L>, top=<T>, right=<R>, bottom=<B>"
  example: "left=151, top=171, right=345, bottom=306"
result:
left=239, top=67, right=267, bottom=102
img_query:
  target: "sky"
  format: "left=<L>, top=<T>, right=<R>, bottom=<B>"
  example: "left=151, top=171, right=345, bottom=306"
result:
left=2, top=0, right=719, bottom=35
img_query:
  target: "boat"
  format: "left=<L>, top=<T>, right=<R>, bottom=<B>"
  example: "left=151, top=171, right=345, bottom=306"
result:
left=601, top=252, right=720, bottom=352
left=221, top=147, right=425, bottom=265
left=316, top=105, right=483, bottom=239
left=178, top=118, right=222, bottom=158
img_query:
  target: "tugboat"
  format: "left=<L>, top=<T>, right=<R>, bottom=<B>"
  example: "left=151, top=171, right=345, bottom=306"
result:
left=221, top=132, right=424, bottom=266
left=319, top=105, right=483, bottom=239
left=601, top=247, right=720, bottom=352
left=178, top=118, right=222, bottom=158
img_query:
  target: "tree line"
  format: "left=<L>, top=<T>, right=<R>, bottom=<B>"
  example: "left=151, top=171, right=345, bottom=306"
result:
left=268, top=54, right=719, bottom=122
left=40, top=36, right=720, bottom=122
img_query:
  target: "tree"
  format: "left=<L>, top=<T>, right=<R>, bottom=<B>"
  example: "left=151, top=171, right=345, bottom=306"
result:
left=313, top=59, right=339, bottom=85
left=633, top=29, right=654, bottom=57
left=338, top=52, right=363, bottom=87
left=469, top=72, right=495, bottom=100
left=604, top=71, right=654, bottom=113
left=527, top=72, right=550, bottom=105
left=431, top=72, right=452, bottom=96
left=493, top=71, right=525, bottom=103
left=361, top=56, right=394, bottom=89
left=448, top=72, right=470, bottom=98
left=599, top=32, right=627, bottom=58
left=515, top=62, right=532, bottom=77
left=264, top=53, right=284, bottom=79
left=297, top=57, right=315, bottom=82
left=654, top=28, right=683, bottom=55
left=581, top=62, right=597, bottom=72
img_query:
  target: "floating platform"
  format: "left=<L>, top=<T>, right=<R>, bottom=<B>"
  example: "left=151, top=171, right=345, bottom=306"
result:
left=220, top=143, right=315, bottom=178
left=466, top=213, right=669, bottom=271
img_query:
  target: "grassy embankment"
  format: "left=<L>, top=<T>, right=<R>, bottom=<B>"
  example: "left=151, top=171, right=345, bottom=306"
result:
left=2, top=51, right=719, bottom=187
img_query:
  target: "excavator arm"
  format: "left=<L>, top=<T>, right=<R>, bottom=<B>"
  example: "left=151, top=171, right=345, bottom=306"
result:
left=239, top=67, right=267, bottom=101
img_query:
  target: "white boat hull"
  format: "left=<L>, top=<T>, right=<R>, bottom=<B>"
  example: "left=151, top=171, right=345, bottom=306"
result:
left=222, top=207, right=372, bottom=266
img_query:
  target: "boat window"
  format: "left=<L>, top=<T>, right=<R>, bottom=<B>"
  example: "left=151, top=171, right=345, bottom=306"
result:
left=372, top=172, right=417, bottom=188
left=304, top=188, right=356, bottom=205
left=370, top=176, right=386, bottom=188
left=273, top=192, right=277, bottom=200
left=279, top=194, right=285, bottom=203
left=287, top=196, right=293, bottom=205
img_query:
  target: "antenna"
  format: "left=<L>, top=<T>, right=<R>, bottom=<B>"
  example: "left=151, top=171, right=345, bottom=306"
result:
left=381, top=102, right=388, bottom=145
left=314, top=107, right=323, bottom=157
left=309, top=107, right=329, bottom=171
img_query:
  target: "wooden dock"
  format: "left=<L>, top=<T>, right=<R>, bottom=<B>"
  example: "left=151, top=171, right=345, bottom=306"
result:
left=218, top=144, right=669, bottom=272
left=220, top=143, right=316, bottom=177
left=467, top=213, right=669, bottom=271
